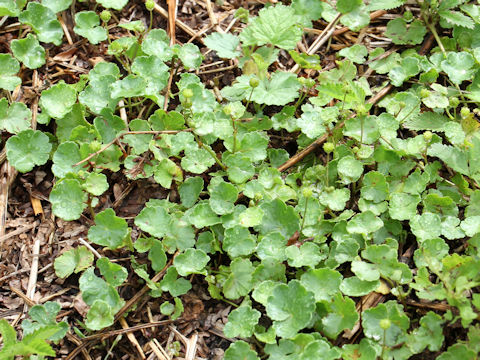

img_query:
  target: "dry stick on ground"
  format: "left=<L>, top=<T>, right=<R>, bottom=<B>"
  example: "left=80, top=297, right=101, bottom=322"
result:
left=167, top=0, right=177, bottom=46
left=146, top=0, right=202, bottom=43
left=290, top=13, right=342, bottom=74
left=25, top=221, right=54, bottom=312
left=119, top=317, right=146, bottom=359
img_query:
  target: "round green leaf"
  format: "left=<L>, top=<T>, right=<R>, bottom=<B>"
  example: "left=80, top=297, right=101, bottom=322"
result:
left=97, top=257, right=128, bottom=287
left=181, top=146, right=216, bottom=174
left=41, top=0, right=72, bottom=13
left=173, top=248, right=209, bottom=276
left=321, top=293, right=359, bottom=339
left=148, top=239, right=167, bottom=271
left=204, top=32, right=240, bottom=59
left=224, top=341, right=259, bottom=360
left=49, top=179, right=87, bottom=221
left=18, top=2, right=63, bottom=45
left=300, top=268, right=343, bottom=302
left=141, top=29, right=173, bottom=61
left=178, top=43, right=203, bottom=70
left=362, top=301, right=409, bottom=347
left=11, top=33, right=46, bottom=69
left=74, top=11, right=107, bottom=44
left=346, top=211, right=384, bottom=235
left=85, top=300, right=114, bottom=331
left=110, top=75, right=147, bottom=98
left=209, top=180, right=238, bottom=215
left=223, top=258, right=255, bottom=300
left=134, top=204, right=171, bottom=238
left=338, top=155, right=363, bottom=184
left=6, top=129, right=51, bottom=172
left=159, top=267, right=192, bottom=297
left=266, top=280, right=315, bottom=338
left=88, top=208, right=128, bottom=249
left=223, top=226, right=256, bottom=257
left=256, top=198, right=300, bottom=238
left=224, top=305, right=261, bottom=338
left=51, top=141, right=81, bottom=178
left=54, top=246, right=94, bottom=279
left=179, top=176, right=204, bottom=208
left=40, top=81, right=77, bottom=119
left=0, top=99, right=31, bottom=134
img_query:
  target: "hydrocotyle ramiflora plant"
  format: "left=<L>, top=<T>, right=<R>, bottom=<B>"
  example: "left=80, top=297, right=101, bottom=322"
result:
left=2, top=0, right=480, bottom=358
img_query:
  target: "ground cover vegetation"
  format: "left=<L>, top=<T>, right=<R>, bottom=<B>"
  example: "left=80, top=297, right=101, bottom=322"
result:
left=1, top=0, right=480, bottom=358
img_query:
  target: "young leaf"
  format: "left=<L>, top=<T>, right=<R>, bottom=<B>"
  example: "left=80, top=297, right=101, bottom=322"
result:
left=88, top=208, right=129, bottom=249
left=54, top=246, right=94, bottom=278
left=0, top=98, right=31, bottom=134
left=224, top=341, right=259, bottom=360
left=141, top=29, right=173, bottom=62
left=49, top=179, right=87, bottom=221
left=18, top=2, right=63, bottom=45
left=256, top=198, right=299, bottom=238
left=440, top=51, right=475, bottom=84
left=204, top=32, right=240, bottom=59
left=266, top=280, right=315, bottom=338
left=177, top=43, right=203, bottom=70
left=85, top=300, right=114, bottom=331
left=74, top=11, right=107, bottom=44
left=11, top=33, right=46, bottom=69
left=362, top=301, right=409, bottom=347
left=385, top=18, right=426, bottom=45
left=240, top=4, right=303, bottom=50
left=159, top=267, right=192, bottom=297
left=6, top=129, right=51, bottom=173
left=173, top=248, right=210, bottom=276
left=179, top=176, right=203, bottom=208
left=40, top=81, right=77, bottom=119
left=224, top=305, right=261, bottom=338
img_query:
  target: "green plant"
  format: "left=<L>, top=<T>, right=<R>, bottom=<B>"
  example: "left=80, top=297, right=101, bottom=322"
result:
left=0, top=302, right=68, bottom=359
left=2, top=0, right=480, bottom=358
